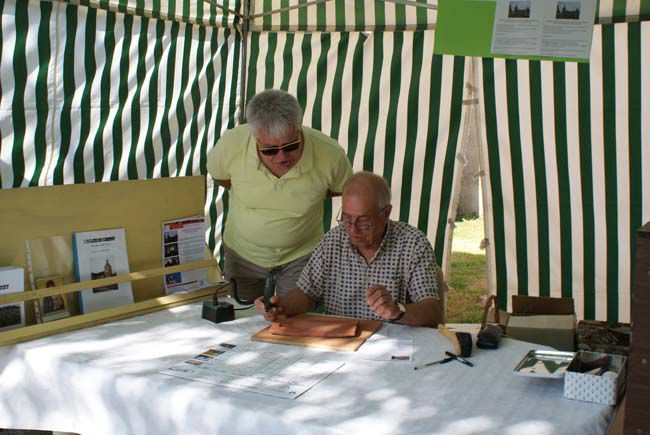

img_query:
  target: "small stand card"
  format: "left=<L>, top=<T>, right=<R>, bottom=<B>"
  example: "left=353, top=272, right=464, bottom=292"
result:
left=162, top=216, right=208, bottom=294
left=73, top=228, right=134, bottom=314
left=36, top=276, right=70, bottom=322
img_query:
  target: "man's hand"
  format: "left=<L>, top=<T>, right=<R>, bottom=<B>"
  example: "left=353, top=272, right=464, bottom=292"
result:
left=365, top=285, right=400, bottom=321
left=255, top=295, right=287, bottom=322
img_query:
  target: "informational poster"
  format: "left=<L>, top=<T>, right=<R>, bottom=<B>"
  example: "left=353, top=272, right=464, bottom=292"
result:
left=162, top=216, right=209, bottom=294
left=161, top=343, right=344, bottom=399
left=434, top=0, right=597, bottom=62
left=491, top=0, right=596, bottom=59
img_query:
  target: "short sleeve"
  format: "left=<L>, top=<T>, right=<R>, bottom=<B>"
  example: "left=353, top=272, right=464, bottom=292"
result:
left=296, top=240, right=328, bottom=302
left=407, top=239, right=439, bottom=302
left=329, top=148, right=352, bottom=194
left=206, top=137, right=230, bottom=180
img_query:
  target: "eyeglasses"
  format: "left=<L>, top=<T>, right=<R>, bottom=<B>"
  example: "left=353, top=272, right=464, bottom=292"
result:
left=256, top=135, right=302, bottom=156
left=336, top=206, right=387, bottom=231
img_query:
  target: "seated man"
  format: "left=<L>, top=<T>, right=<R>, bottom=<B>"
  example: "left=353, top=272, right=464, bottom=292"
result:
left=256, top=171, right=441, bottom=327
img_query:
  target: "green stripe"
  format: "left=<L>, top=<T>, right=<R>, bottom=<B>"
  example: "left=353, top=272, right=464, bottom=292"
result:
left=344, top=34, right=366, bottom=161
left=91, top=10, right=116, bottom=182
left=311, top=33, right=330, bottom=131
left=577, top=62, right=595, bottom=319
left=246, top=32, right=261, bottom=105
left=601, top=25, right=619, bottom=321
left=127, top=16, right=149, bottom=179
left=174, top=24, right=193, bottom=175
left=628, top=22, right=643, bottom=295
left=482, top=58, right=508, bottom=308
left=382, top=32, right=403, bottom=184
left=296, top=34, right=312, bottom=115
left=374, top=0, right=386, bottom=32
left=264, top=32, right=278, bottom=90
left=328, top=33, right=349, bottom=141
left=32, top=1, right=53, bottom=186
left=552, top=62, right=574, bottom=299
left=353, top=1, right=365, bottom=32
left=159, top=21, right=180, bottom=178
left=642, top=0, right=650, bottom=19
left=185, top=25, right=207, bottom=176
left=528, top=61, right=551, bottom=297
left=505, top=60, right=529, bottom=295
left=143, top=19, right=164, bottom=178
left=398, top=32, right=424, bottom=223
left=315, top=34, right=333, bottom=230
left=393, top=1, right=406, bottom=32
left=316, top=0, right=326, bottom=32
left=227, top=28, right=240, bottom=131
left=298, top=0, right=308, bottom=31
left=612, top=0, right=628, bottom=23
left=417, top=54, right=442, bottom=234
left=434, top=56, right=464, bottom=265
left=280, top=33, right=294, bottom=90
left=109, top=13, right=133, bottom=180
left=362, top=34, right=383, bottom=171
left=198, top=27, right=218, bottom=175
left=54, top=5, right=78, bottom=184
left=279, top=0, right=289, bottom=32
left=335, top=0, right=346, bottom=30
left=72, top=8, right=97, bottom=183
left=11, top=2, right=28, bottom=187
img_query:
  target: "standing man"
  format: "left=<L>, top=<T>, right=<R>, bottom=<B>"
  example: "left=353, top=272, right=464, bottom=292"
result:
left=207, top=89, right=352, bottom=301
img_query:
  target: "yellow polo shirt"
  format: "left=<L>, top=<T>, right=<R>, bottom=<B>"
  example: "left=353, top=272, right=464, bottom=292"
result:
left=206, top=124, right=352, bottom=268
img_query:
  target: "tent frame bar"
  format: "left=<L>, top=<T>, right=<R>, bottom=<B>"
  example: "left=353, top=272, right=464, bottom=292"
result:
left=249, top=0, right=436, bottom=19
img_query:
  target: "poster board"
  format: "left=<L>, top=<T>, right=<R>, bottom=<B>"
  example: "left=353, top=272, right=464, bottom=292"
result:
left=434, top=0, right=596, bottom=62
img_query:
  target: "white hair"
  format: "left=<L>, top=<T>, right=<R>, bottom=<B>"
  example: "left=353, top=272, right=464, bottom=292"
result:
left=343, top=171, right=392, bottom=210
left=246, top=89, right=303, bottom=139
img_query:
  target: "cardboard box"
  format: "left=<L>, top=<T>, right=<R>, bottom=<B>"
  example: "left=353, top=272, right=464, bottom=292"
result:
left=505, top=296, right=577, bottom=351
left=0, top=266, right=26, bottom=331
left=563, top=351, right=627, bottom=405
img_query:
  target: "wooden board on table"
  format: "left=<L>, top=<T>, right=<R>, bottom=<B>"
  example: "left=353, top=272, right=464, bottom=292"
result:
left=251, top=313, right=383, bottom=352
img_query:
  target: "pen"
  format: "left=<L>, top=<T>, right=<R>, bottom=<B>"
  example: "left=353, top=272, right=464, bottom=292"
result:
left=413, top=357, right=453, bottom=370
left=445, top=351, right=474, bottom=367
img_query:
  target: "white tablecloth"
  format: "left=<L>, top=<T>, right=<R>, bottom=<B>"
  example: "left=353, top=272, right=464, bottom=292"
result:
left=0, top=304, right=614, bottom=435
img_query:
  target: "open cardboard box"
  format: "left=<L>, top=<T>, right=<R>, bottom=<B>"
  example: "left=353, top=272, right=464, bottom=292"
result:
left=489, top=296, right=577, bottom=351
left=564, top=351, right=627, bottom=405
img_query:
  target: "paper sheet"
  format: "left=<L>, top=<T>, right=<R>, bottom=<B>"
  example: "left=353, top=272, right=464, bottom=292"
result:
left=161, top=343, right=344, bottom=399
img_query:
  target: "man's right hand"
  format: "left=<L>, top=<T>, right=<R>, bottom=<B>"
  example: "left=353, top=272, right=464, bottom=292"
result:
left=255, top=295, right=287, bottom=322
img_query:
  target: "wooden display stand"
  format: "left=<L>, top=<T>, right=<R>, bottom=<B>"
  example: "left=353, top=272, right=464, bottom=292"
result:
left=0, top=176, right=228, bottom=346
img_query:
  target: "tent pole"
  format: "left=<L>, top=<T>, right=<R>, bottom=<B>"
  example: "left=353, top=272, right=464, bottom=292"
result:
left=239, top=0, right=250, bottom=124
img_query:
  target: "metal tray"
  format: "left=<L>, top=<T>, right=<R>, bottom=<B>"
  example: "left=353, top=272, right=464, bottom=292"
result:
left=513, top=350, right=576, bottom=379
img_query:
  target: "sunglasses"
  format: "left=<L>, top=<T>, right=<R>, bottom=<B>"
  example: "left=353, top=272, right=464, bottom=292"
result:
left=256, top=136, right=302, bottom=156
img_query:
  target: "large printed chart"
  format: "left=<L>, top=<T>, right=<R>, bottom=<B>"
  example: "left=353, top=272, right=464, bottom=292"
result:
left=161, top=343, right=344, bottom=399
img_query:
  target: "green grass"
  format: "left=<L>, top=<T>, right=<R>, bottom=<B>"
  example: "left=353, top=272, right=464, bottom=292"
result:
left=446, top=217, right=488, bottom=323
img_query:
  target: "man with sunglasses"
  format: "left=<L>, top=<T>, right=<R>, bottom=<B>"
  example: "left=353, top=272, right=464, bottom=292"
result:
left=207, top=89, right=352, bottom=301
left=255, top=171, right=442, bottom=327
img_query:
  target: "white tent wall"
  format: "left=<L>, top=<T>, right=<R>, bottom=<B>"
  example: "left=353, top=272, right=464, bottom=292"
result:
left=477, top=21, right=650, bottom=322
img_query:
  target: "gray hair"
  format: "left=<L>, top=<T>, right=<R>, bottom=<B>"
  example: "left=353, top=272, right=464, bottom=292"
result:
left=246, top=89, right=303, bottom=139
left=343, top=171, right=392, bottom=210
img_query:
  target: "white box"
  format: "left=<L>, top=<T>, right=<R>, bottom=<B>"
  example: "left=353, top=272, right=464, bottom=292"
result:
left=563, top=351, right=627, bottom=405
left=0, top=266, right=26, bottom=331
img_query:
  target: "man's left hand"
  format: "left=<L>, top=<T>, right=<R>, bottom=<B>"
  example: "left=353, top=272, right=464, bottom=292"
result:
left=365, top=285, right=400, bottom=320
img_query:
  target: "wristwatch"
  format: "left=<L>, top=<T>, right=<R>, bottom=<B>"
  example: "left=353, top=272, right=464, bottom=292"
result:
left=390, top=302, right=406, bottom=322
